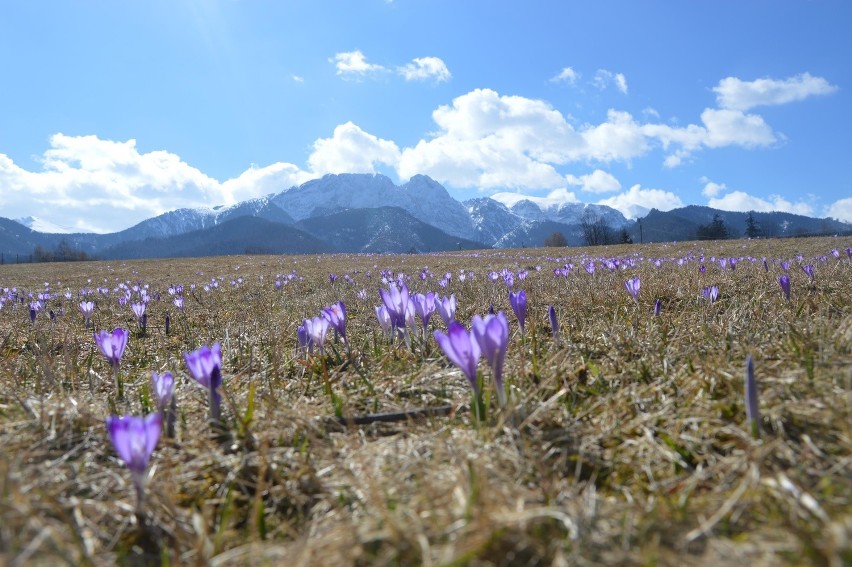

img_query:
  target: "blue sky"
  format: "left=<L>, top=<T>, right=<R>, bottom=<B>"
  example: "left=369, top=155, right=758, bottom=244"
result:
left=1, top=1, right=849, bottom=233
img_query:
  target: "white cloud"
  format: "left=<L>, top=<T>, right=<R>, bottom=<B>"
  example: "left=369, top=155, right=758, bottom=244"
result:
left=701, top=179, right=727, bottom=198
left=825, top=197, right=852, bottom=223
left=308, top=121, right=401, bottom=176
left=398, top=89, right=581, bottom=190
left=292, top=75, right=304, bottom=83
left=330, top=50, right=386, bottom=78
left=490, top=188, right=579, bottom=209
left=0, top=134, right=303, bottom=233
left=714, top=73, right=838, bottom=111
left=582, top=110, right=649, bottom=162
left=551, top=67, right=578, bottom=84
left=398, top=56, right=451, bottom=82
left=642, top=107, right=777, bottom=167
left=221, top=162, right=313, bottom=202
left=596, top=184, right=684, bottom=219
left=593, top=69, right=628, bottom=94
left=565, top=169, right=621, bottom=193
left=708, top=190, right=813, bottom=216
left=642, top=107, right=660, bottom=119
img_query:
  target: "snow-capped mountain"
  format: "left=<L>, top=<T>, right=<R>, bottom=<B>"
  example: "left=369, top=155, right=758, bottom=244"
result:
left=115, top=196, right=294, bottom=242
left=464, top=198, right=523, bottom=246
left=271, top=173, right=474, bottom=239
left=15, top=216, right=75, bottom=234
left=506, top=200, right=630, bottom=228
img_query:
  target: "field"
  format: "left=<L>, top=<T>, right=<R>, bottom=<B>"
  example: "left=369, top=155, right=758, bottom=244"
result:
left=0, top=237, right=850, bottom=566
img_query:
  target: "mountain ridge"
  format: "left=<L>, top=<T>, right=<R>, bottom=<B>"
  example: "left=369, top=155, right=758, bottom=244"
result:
left=1, top=173, right=849, bottom=260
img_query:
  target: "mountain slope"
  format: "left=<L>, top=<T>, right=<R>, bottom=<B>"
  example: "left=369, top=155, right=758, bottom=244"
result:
left=293, top=207, right=484, bottom=253
left=272, top=173, right=474, bottom=239
left=634, top=206, right=851, bottom=242
left=99, top=216, right=331, bottom=259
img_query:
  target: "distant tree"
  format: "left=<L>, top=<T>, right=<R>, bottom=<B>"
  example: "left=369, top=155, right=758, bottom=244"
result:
left=744, top=211, right=761, bottom=238
left=580, top=211, right=614, bottom=246
left=619, top=228, right=633, bottom=244
left=543, top=231, right=568, bottom=247
left=696, top=214, right=729, bottom=240
left=32, top=239, right=92, bottom=262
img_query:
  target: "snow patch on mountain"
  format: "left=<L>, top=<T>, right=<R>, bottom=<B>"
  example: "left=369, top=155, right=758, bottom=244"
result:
left=15, top=216, right=75, bottom=234
left=272, top=173, right=475, bottom=239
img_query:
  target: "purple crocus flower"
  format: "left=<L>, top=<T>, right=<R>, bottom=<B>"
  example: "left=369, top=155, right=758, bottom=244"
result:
left=702, top=285, right=719, bottom=304
left=509, top=290, right=527, bottom=334
left=412, top=292, right=437, bottom=332
left=471, top=312, right=509, bottom=407
left=375, top=305, right=393, bottom=337
left=95, top=328, right=129, bottom=370
left=548, top=305, right=560, bottom=343
left=184, top=343, right=223, bottom=420
left=379, top=283, right=410, bottom=332
left=435, top=294, right=457, bottom=326
left=304, top=316, right=330, bottom=354
left=434, top=322, right=481, bottom=396
left=131, top=301, right=146, bottom=322
left=173, top=296, right=184, bottom=311
left=296, top=324, right=310, bottom=356
left=654, top=298, right=662, bottom=317
left=779, top=274, right=791, bottom=301
left=624, top=277, right=640, bottom=301
left=762, top=258, right=769, bottom=272
left=322, top=301, right=347, bottom=341
left=802, top=264, right=815, bottom=282
left=151, top=371, right=176, bottom=438
left=107, top=413, right=161, bottom=510
left=150, top=371, right=175, bottom=413
left=79, top=300, right=94, bottom=327
left=781, top=260, right=790, bottom=272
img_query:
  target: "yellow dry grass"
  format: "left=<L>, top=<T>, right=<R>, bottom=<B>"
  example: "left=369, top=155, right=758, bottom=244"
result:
left=0, top=236, right=850, bottom=566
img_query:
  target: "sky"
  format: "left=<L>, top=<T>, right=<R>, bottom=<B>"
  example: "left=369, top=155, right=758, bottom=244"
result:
left=1, top=1, right=850, bottom=234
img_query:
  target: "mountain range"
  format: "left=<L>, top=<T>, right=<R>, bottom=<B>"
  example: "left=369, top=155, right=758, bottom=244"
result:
left=2, top=173, right=849, bottom=261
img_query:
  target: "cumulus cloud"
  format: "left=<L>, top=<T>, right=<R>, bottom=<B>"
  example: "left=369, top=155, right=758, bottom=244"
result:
left=490, top=188, right=580, bottom=209
left=0, top=134, right=314, bottom=233
left=825, top=197, right=852, bottom=223
left=700, top=177, right=727, bottom=198
left=308, top=122, right=401, bottom=176
left=330, top=50, right=386, bottom=78
left=292, top=75, right=304, bottom=83
left=550, top=67, right=578, bottom=84
left=714, top=73, right=838, bottom=111
left=708, top=190, right=813, bottom=216
left=593, top=69, right=628, bottom=94
left=643, top=107, right=777, bottom=167
left=596, top=184, right=684, bottom=219
left=397, top=89, right=660, bottom=190
left=398, top=56, right=451, bottom=82
left=565, top=169, right=621, bottom=193
left=397, top=89, right=580, bottom=190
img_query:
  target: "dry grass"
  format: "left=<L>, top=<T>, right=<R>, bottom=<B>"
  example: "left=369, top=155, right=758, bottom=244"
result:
left=0, top=237, right=850, bottom=566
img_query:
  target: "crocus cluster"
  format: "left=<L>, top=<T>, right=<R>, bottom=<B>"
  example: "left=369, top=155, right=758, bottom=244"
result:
left=434, top=310, right=511, bottom=415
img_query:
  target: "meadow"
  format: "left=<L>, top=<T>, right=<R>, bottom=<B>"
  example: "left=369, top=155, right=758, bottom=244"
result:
left=0, top=237, right=849, bottom=566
